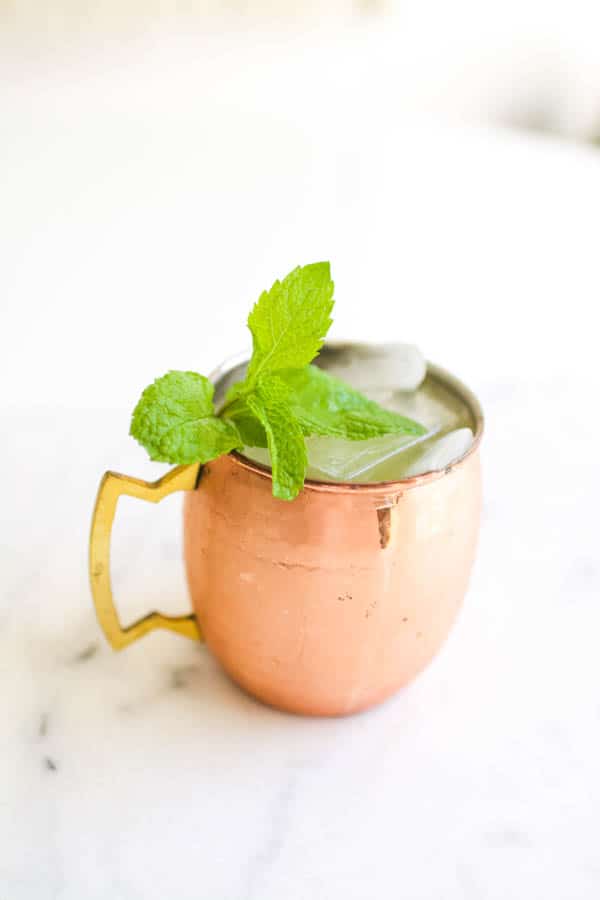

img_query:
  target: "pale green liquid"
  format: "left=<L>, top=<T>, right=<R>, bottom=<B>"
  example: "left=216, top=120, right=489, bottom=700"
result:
left=241, top=370, right=474, bottom=484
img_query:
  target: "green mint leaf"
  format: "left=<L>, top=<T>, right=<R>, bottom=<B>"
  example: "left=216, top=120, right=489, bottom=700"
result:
left=228, top=412, right=268, bottom=448
left=245, top=377, right=307, bottom=500
left=130, top=371, right=242, bottom=464
left=220, top=382, right=268, bottom=447
left=128, top=262, right=427, bottom=503
left=281, top=365, right=427, bottom=440
left=245, top=262, right=334, bottom=384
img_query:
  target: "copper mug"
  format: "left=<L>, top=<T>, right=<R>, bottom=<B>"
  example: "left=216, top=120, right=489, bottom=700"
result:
left=89, top=347, right=483, bottom=716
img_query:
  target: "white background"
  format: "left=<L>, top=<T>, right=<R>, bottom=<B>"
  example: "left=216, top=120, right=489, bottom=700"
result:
left=2, top=5, right=600, bottom=413
left=1, top=8, right=599, bottom=900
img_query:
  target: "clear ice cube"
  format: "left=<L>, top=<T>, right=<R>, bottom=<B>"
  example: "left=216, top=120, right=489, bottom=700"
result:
left=401, top=428, right=474, bottom=477
left=321, top=343, right=426, bottom=393
left=242, top=426, right=472, bottom=484
left=343, top=427, right=474, bottom=482
left=239, top=343, right=475, bottom=484
left=305, top=427, right=441, bottom=481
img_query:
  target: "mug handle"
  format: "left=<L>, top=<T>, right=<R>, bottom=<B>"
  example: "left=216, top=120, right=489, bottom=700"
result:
left=89, top=463, right=203, bottom=649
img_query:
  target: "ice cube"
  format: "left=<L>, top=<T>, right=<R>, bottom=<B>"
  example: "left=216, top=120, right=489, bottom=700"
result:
left=305, top=427, right=440, bottom=481
left=241, top=426, right=471, bottom=484
left=382, top=378, right=467, bottom=432
left=401, top=428, right=474, bottom=477
left=320, top=343, right=426, bottom=393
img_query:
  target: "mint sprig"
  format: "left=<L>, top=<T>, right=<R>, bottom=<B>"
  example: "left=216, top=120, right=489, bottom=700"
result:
left=130, top=371, right=242, bottom=465
left=280, top=365, right=427, bottom=441
left=130, top=262, right=426, bottom=500
left=245, top=377, right=307, bottom=501
left=245, top=261, right=334, bottom=385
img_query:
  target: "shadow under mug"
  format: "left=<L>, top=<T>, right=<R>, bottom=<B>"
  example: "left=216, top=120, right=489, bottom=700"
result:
left=89, top=347, right=483, bottom=717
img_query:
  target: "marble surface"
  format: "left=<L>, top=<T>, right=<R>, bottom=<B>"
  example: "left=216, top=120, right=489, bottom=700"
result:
left=2, top=37, right=600, bottom=898
left=2, top=375, right=599, bottom=899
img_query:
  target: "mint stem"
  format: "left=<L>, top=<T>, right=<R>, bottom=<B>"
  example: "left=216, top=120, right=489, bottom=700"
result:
left=218, top=397, right=246, bottom=420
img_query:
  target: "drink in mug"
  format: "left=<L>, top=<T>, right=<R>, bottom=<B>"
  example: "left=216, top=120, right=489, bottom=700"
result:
left=90, top=343, right=483, bottom=716
left=242, top=344, right=475, bottom=484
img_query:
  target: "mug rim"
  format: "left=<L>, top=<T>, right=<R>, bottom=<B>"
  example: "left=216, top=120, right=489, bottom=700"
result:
left=209, top=344, right=484, bottom=495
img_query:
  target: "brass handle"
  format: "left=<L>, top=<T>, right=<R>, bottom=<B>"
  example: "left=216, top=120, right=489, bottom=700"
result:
left=89, top=464, right=203, bottom=649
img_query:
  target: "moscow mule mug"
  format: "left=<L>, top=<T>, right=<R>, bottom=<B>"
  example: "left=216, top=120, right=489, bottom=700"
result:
left=89, top=345, right=483, bottom=716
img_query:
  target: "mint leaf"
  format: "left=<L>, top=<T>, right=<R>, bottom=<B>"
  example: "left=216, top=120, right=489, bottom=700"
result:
left=130, top=371, right=242, bottom=464
left=219, top=382, right=268, bottom=447
left=281, top=365, right=427, bottom=440
left=128, top=263, right=427, bottom=502
left=229, top=412, right=268, bottom=448
left=245, top=378, right=307, bottom=500
left=245, top=262, right=334, bottom=384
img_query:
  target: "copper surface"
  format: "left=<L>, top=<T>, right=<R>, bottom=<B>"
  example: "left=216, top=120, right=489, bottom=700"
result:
left=184, top=368, right=482, bottom=715
left=90, top=349, right=483, bottom=717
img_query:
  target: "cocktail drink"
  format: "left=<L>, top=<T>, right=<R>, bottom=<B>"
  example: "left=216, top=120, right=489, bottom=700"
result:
left=89, top=263, right=483, bottom=716
left=241, top=344, right=475, bottom=484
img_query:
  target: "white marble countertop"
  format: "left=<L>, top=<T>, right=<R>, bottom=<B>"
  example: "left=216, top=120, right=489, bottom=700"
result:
left=2, top=36, right=600, bottom=899
left=3, top=373, right=599, bottom=899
